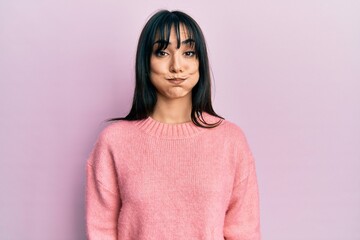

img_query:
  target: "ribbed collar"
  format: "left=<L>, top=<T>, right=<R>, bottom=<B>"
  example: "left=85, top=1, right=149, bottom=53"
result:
left=134, top=112, right=223, bottom=139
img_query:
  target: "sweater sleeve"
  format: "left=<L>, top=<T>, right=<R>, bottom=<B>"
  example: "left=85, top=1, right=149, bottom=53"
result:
left=223, top=131, right=261, bottom=240
left=86, top=131, right=121, bottom=240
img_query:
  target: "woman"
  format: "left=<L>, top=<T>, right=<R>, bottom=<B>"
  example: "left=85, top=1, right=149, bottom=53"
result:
left=86, top=10, right=261, bottom=239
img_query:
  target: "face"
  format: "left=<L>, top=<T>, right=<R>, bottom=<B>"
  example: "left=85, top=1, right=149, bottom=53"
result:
left=149, top=25, right=200, bottom=101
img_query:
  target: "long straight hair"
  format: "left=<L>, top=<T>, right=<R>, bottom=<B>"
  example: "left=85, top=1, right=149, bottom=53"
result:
left=107, top=10, right=223, bottom=128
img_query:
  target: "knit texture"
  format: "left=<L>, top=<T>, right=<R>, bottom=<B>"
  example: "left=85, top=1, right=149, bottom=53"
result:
left=86, top=113, right=261, bottom=240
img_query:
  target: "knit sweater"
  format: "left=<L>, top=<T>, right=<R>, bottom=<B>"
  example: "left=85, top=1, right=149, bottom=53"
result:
left=86, top=113, right=261, bottom=240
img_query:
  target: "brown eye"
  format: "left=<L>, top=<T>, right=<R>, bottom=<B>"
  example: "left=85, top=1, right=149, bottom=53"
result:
left=155, top=50, right=168, bottom=57
left=184, top=51, right=196, bottom=57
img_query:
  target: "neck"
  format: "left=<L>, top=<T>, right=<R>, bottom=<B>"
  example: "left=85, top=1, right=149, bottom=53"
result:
left=151, top=94, right=192, bottom=124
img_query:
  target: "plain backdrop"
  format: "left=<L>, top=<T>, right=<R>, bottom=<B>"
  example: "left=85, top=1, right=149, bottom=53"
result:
left=0, top=0, right=359, bottom=239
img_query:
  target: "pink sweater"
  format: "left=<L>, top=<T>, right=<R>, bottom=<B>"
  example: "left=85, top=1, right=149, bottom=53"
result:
left=86, top=113, right=261, bottom=239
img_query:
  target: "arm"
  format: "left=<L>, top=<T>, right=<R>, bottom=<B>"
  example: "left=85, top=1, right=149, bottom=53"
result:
left=86, top=132, right=121, bottom=240
left=224, top=133, right=261, bottom=240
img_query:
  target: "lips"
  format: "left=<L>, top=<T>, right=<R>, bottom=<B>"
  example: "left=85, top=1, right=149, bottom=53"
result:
left=166, top=76, right=187, bottom=84
left=168, top=78, right=186, bottom=84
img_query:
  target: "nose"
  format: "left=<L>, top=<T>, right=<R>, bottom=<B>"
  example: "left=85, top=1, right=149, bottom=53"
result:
left=169, top=53, right=183, bottom=73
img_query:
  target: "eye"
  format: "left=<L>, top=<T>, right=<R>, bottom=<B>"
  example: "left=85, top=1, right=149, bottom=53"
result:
left=184, top=51, right=196, bottom=57
left=155, top=50, right=169, bottom=57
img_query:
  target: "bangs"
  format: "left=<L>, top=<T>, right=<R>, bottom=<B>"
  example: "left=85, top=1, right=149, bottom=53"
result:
left=151, top=15, right=197, bottom=51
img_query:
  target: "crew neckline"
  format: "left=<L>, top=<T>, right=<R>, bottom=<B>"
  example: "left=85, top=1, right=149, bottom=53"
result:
left=134, top=112, right=223, bottom=139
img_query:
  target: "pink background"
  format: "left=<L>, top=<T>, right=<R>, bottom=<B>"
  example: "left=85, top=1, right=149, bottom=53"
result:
left=1, top=0, right=359, bottom=239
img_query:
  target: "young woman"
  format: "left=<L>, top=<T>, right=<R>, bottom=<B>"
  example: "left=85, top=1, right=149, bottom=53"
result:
left=86, top=10, right=261, bottom=239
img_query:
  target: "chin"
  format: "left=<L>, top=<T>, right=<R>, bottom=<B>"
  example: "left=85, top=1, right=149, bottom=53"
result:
left=161, top=90, right=192, bottom=100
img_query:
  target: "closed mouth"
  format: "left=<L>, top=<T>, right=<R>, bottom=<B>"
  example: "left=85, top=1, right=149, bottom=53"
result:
left=166, top=76, right=187, bottom=84
left=167, top=78, right=186, bottom=84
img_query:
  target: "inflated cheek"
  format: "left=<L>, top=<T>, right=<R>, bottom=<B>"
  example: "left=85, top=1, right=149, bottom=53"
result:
left=188, top=60, right=200, bottom=75
left=149, top=60, right=161, bottom=75
left=149, top=73, right=162, bottom=90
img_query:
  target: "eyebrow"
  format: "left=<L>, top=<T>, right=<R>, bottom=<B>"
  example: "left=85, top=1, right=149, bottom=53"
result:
left=153, top=38, right=195, bottom=46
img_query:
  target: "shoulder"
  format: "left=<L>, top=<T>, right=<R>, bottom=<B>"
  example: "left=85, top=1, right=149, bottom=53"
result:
left=95, top=119, right=141, bottom=145
left=219, top=119, right=256, bottom=168
left=214, top=117, right=249, bottom=143
left=199, top=113, right=251, bottom=151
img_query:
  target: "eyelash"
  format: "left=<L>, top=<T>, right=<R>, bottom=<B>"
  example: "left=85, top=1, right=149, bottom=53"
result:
left=155, top=50, right=168, bottom=57
left=154, top=50, right=196, bottom=57
left=184, top=51, right=196, bottom=57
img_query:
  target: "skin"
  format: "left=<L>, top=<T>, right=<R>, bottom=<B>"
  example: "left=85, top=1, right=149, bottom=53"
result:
left=150, top=25, right=200, bottom=124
